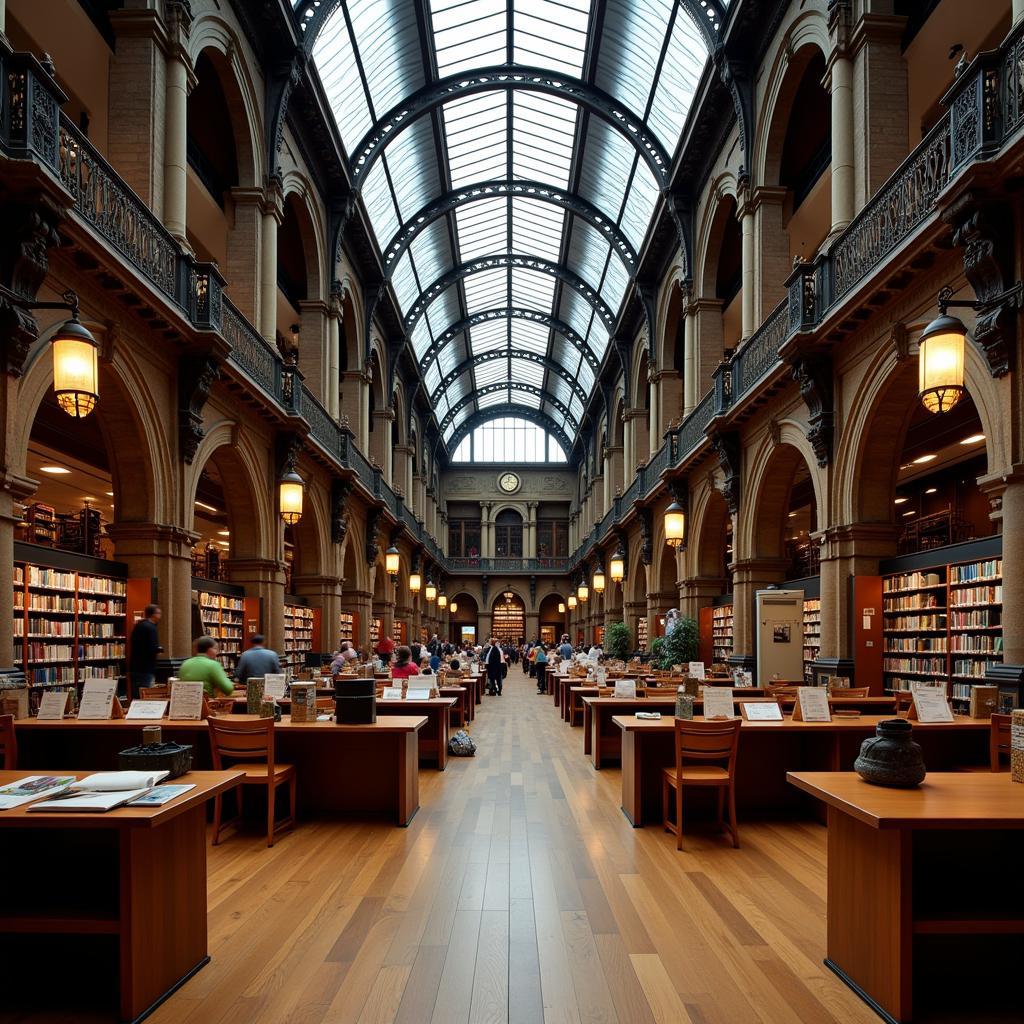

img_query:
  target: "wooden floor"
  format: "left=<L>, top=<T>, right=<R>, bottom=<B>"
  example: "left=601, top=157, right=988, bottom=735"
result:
left=149, top=672, right=880, bottom=1024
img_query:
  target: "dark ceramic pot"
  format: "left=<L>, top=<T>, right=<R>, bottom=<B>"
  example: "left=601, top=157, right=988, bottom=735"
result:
left=854, top=718, right=926, bottom=788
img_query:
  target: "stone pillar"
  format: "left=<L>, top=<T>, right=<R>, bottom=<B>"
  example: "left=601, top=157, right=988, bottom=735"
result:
left=478, top=611, right=493, bottom=643
left=297, top=299, right=330, bottom=406
left=0, top=0, right=5, bottom=33
left=525, top=612, right=539, bottom=644
left=992, top=476, right=1024, bottom=665
left=347, top=590, right=373, bottom=653
left=751, top=186, right=789, bottom=319
left=680, top=576, right=725, bottom=626
left=162, top=4, right=194, bottom=245
left=224, top=187, right=263, bottom=324
left=479, top=502, right=493, bottom=558
left=107, top=8, right=167, bottom=213
left=291, top=574, right=343, bottom=658
left=370, top=408, right=394, bottom=479
left=225, top=557, right=287, bottom=655
left=591, top=475, right=605, bottom=520
left=327, top=295, right=342, bottom=418
left=340, top=369, right=365, bottom=439
left=624, top=407, right=649, bottom=466
left=693, top=298, right=725, bottom=400
left=729, top=557, right=789, bottom=675
left=0, top=472, right=36, bottom=668
left=105, top=523, right=197, bottom=659
left=624, top=600, right=646, bottom=649
left=260, top=180, right=284, bottom=345
left=682, top=302, right=698, bottom=413
left=654, top=368, right=683, bottom=436
left=826, top=25, right=855, bottom=235
left=739, top=189, right=755, bottom=341
left=393, top=444, right=414, bottom=502
left=526, top=502, right=538, bottom=558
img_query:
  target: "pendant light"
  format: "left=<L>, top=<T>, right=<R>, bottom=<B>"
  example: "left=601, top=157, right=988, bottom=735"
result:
left=425, top=579, right=437, bottom=602
left=918, top=312, right=966, bottom=414
left=409, top=571, right=422, bottom=594
left=609, top=548, right=625, bottom=583
left=567, top=595, right=577, bottom=610
left=385, top=545, right=400, bottom=577
left=52, top=314, right=100, bottom=418
left=438, top=593, right=448, bottom=610
left=558, top=601, right=565, bottom=614
left=664, top=501, right=686, bottom=548
left=278, top=469, right=304, bottom=525
left=577, top=582, right=589, bottom=603
left=592, top=564, right=605, bottom=593
left=449, top=600, right=458, bottom=614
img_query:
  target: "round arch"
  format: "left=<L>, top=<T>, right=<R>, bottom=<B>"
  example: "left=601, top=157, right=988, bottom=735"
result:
left=446, top=405, right=574, bottom=457
left=280, top=171, right=327, bottom=302
left=287, top=476, right=331, bottom=579
left=696, top=178, right=741, bottom=299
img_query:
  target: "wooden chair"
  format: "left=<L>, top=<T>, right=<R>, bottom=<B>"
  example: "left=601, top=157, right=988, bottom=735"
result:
left=892, top=690, right=913, bottom=713
left=662, top=718, right=742, bottom=851
left=990, top=713, right=1012, bottom=772
left=0, top=714, right=16, bottom=769
left=207, top=716, right=296, bottom=847
left=138, top=685, right=170, bottom=700
left=830, top=686, right=870, bottom=698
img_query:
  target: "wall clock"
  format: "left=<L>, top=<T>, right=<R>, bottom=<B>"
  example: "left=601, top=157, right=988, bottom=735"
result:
left=498, top=472, right=520, bottom=494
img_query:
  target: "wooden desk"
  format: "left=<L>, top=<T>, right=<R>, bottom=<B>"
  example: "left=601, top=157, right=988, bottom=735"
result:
left=787, top=772, right=1024, bottom=1023
left=375, top=697, right=455, bottom=769
left=439, top=685, right=470, bottom=726
left=14, top=716, right=427, bottom=825
left=613, top=715, right=989, bottom=827
left=0, top=769, right=242, bottom=1023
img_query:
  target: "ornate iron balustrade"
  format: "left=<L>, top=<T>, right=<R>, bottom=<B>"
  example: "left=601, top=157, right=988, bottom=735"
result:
left=444, top=557, right=571, bottom=573
left=299, top=386, right=345, bottom=463
left=732, top=299, right=788, bottom=401
left=676, top=392, right=716, bottom=462
left=223, top=299, right=282, bottom=402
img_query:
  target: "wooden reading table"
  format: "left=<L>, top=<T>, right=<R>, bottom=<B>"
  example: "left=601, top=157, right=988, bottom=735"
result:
left=0, top=769, right=242, bottom=1023
left=374, top=697, right=455, bottom=769
left=612, top=714, right=989, bottom=826
left=787, top=771, right=1024, bottom=1023
left=14, top=716, right=427, bottom=825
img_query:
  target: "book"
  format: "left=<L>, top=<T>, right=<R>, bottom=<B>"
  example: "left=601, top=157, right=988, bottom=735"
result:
left=70, top=771, right=169, bottom=791
left=29, top=788, right=154, bottom=812
left=127, top=783, right=196, bottom=806
left=0, top=775, right=76, bottom=810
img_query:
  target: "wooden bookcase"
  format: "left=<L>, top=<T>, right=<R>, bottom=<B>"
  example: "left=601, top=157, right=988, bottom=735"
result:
left=802, top=598, right=821, bottom=683
left=712, top=604, right=733, bottom=662
left=637, top=615, right=648, bottom=652
left=193, top=582, right=259, bottom=673
left=339, top=610, right=357, bottom=648
left=283, top=601, right=318, bottom=672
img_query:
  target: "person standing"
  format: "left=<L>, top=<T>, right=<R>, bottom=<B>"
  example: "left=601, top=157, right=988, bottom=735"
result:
left=535, top=643, right=549, bottom=694
left=128, top=604, right=162, bottom=692
left=484, top=637, right=504, bottom=695
left=376, top=633, right=395, bottom=665
left=557, top=634, right=574, bottom=661
left=234, top=634, right=282, bottom=682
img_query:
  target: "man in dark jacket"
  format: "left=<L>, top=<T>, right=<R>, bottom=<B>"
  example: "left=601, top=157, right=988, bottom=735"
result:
left=129, top=604, right=162, bottom=692
left=484, top=637, right=504, bottom=695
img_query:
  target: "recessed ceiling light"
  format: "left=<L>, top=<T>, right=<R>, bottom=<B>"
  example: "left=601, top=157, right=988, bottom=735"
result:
left=788, top=510, right=798, bottom=517
left=194, top=500, right=218, bottom=513
left=894, top=497, right=908, bottom=505
left=912, top=454, right=937, bottom=464
left=217, top=530, right=230, bottom=536
left=106, top=491, right=114, bottom=497
left=902, top=510, right=917, bottom=517
left=39, top=465, right=70, bottom=475
left=82, top=496, right=96, bottom=502
left=925, top=487, right=937, bottom=495
left=960, top=434, right=985, bottom=445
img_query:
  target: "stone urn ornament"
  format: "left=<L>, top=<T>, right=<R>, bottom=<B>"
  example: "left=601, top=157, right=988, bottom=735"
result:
left=854, top=718, right=927, bottom=788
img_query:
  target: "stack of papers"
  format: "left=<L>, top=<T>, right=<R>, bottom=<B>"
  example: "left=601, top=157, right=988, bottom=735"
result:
left=27, top=770, right=170, bottom=812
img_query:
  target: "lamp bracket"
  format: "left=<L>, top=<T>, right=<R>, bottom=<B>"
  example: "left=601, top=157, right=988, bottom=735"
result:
left=0, top=285, right=80, bottom=319
left=936, top=282, right=1023, bottom=378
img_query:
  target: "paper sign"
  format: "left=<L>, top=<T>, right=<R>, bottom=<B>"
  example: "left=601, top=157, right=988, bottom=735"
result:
left=125, top=700, right=168, bottom=720
left=263, top=674, right=288, bottom=700
left=796, top=686, right=831, bottom=722
left=169, top=680, right=204, bottom=720
left=381, top=687, right=404, bottom=701
left=913, top=688, right=955, bottom=723
left=741, top=701, right=784, bottom=721
left=614, top=679, right=637, bottom=699
left=77, top=680, right=117, bottom=720
left=36, top=690, right=69, bottom=721
left=688, top=661, right=706, bottom=680
left=405, top=688, right=431, bottom=701
left=702, top=687, right=735, bottom=719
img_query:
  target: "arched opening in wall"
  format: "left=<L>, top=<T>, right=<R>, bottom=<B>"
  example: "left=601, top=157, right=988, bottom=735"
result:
left=655, top=549, right=678, bottom=638
left=494, top=509, right=524, bottom=559
left=750, top=443, right=818, bottom=581
left=775, top=48, right=831, bottom=266
left=701, top=195, right=742, bottom=371
left=450, top=592, right=479, bottom=647
left=715, top=199, right=742, bottom=351
left=339, top=538, right=361, bottom=650
left=367, top=351, right=386, bottom=468
left=628, top=564, right=649, bottom=650
left=371, top=558, right=391, bottom=651
left=537, top=592, right=566, bottom=646
left=696, top=489, right=733, bottom=587
left=634, top=349, right=651, bottom=465
left=185, top=50, right=242, bottom=270
left=276, top=193, right=316, bottom=361
left=491, top=590, right=525, bottom=645
left=536, top=505, right=569, bottom=563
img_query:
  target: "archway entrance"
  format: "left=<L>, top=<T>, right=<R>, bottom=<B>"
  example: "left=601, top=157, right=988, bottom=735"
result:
left=450, top=592, right=479, bottom=647
left=537, top=592, right=566, bottom=645
left=492, top=591, right=525, bottom=645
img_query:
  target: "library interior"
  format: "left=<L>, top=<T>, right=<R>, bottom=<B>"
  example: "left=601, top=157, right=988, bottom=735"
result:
left=1, top=0, right=1023, bottom=1022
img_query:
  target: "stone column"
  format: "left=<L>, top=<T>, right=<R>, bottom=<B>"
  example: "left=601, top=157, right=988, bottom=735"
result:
left=162, top=3, right=194, bottom=245
left=393, top=444, right=414, bottom=502
left=105, top=523, right=197, bottom=659
left=225, top=187, right=264, bottom=324
left=478, top=610, right=493, bottom=643
left=624, top=407, right=649, bottom=466
left=739, top=188, right=755, bottom=341
left=986, top=475, right=1024, bottom=665
left=693, top=298, right=725, bottom=401
left=682, top=300, right=698, bottom=413
left=260, top=180, right=284, bottom=345
left=826, top=14, right=855, bottom=235
left=591, top=475, right=605, bottom=520
left=225, top=557, right=287, bottom=655
left=526, top=502, right=538, bottom=558
left=340, top=368, right=365, bottom=439
left=679, top=576, right=725, bottom=626
left=525, top=612, right=539, bottom=644
left=729, top=557, right=789, bottom=675
left=479, top=502, right=493, bottom=558
left=297, top=299, right=330, bottom=407
left=347, top=590, right=373, bottom=653
left=327, top=295, right=342, bottom=418
left=751, top=186, right=789, bottom=319
left=623, top=600, right=646, bottom=649
left=0, top=0, right=5, bottom=33
left=370, top=407, right=394, bottom=479
left=654, top=368, right=683, bottom=438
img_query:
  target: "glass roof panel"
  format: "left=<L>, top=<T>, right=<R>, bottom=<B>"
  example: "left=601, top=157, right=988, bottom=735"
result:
left=577, top=355, right=595, bottom=391
left=408, top=220, right=454, bottom=292
left=512, top=388, right=542, bottom=410
left=619, top=170, right=661, bottom=253
left=648, top=5, right=707, bottom=149
left=601, top=245, right=629, bottom=311
left=463, top=267, right=508, bottom=313
left=424, top=289, right=462, bottom=343
left=431, top=0, right=507, bottom=77
left=594, top=0, right=672, bottom=120
left=569, top=394, right=584, bottom=421
left=510, top=268, right=556, bottom=310
left=509, top=318, right=550, bottom=354
left=411, top=317, right=434, bottom=360
left=566, top=220, right=612, bottom=294
left=511, top=198, right=564, bottom=262
left=346, top=0, right=426, bottom=116
left=312, top=8, right=373, bottom=153
left=478, top=389, right=510, bottom=409
left=512, top=92, right=577, bottom=187
left=511, top=357, right=545, bottom=388
left=513, top=0, right=589, bottom=76
left=551, top=334, right=582, bottom=371
left=558, top=288, right=593, bottom=341
left=361, top=161, right=401, bottom=249
left=586, top=320, right=610, bottom=361
left=455, top=198, right=507, bottom=263
left=382, top=117, right=444, bottom=222
left=443, top=92, right=508, bottom=187
left=469, top=318, right=508, bottom=354
left=446, top=369, right=472, bottom=404
left=475, top=359, right=509, bottom=387
left=548, top=374, right=574, bottom=405
left=424, top=360, right=442, bottom=394
left=576, top=119, right=638, bottom=239
left=391, top=252, right=420, bottom=313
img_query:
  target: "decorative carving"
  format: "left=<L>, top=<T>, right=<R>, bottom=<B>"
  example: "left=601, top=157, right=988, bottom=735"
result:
left=710, top=432, right=741, bottom=515
left=791, top=354, right=835, bottom=468
left=365, top=507, right=383, bottom=566
left=890, top=322, right=910, bottom=362
left=266, top=49, right=307, bottom=178
left=767, top=419, right=781, bottom=447
left=331, top=477, right=354, bottom=544
left=178, top=354, right=220, bottom=463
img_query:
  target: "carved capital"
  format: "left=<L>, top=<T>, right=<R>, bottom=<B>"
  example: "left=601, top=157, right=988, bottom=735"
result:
left=178, top=353, right=221, bottom=463
left=331, top=476, right=354, bottom=545
left=710, top=432, right=741, bottom=515
left=365, top=507, right=383, bottom=566
left=790, top=353, right=835, bottom=468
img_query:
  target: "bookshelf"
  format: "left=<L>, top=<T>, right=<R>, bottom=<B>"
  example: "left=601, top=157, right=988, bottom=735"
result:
left=637, top=615, right=648, bottom=652
left=392, top=619, right=407, bottom=645
left=802, top=598, right=821, bottom=683
left=493, top=603, right=524, bottom=644
left=880, top=557, right=1002, bottom=710
left=283, top=602, right=315, bottom=672
left=712, top=604, right=733, bottom=662
left=13, top=557, right=127, bottom=691
left=195, top=588, right=245, bottom=671
left=370, top=617, right=381, bottom=648
left=339, top=610, right=356, bottom=648
left=595, top=625, right=605, bottom=647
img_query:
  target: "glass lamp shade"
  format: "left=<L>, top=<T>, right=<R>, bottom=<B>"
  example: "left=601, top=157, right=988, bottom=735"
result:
left=425, top=581, right=437, bottom=602
left=577, top=583, right=589, bottom=603
left=592, top=567, right=606, bottom=593
left=409, top=572, right=422, bottom=593
left=919, top=314, right=966, bottom=414
left=437, top=594, right=448, bottom=610
left=52, top=319, right=99, bottom=418
left=449, top=601, right=458, bottom=614
left=385, top=545, right=400, bottom=576
left=567, top=595, right=577, bottom=610
left=609, top=551, right=625, bottom=583
left=278, top=471, right=304, bottom=525
left=664, top=501, right=686, bottom=548
left=558, top=602, right=565, bottom=614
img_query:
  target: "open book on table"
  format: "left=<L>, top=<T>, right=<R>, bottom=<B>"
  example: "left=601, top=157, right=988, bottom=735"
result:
left=28, top=770, right=170, bottom=812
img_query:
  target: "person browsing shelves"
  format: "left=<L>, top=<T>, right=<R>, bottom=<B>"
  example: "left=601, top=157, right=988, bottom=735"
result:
left=179, top=636, right=234, bottom=697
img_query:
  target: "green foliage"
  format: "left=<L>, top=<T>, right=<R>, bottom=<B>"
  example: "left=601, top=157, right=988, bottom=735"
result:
left=605, top=621, right=632, bottom=661
left=649, top=616, right=698, bottom=669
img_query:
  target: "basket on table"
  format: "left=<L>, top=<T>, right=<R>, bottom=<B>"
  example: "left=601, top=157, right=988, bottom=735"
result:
left=118, top=742, right=193, bottom=779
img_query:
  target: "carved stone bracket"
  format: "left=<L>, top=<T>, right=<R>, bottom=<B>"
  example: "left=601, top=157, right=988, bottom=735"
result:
left=790, top=353, right=835, bottom=468
left=331, top=476, right=354, bottom=545
left=178, top=353, right=221, bottom=463
left=639, top=507, right=653, bottom=566
left=710, top=432, right=741, bottom=515
left=365, top=507, right=383, bottom=566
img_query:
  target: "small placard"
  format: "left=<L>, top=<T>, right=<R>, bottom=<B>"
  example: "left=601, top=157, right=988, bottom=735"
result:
left=125, top=700, right=168, bottom=720
left=405, top=688, right=431, bottom=701
left=36, top=690, right=70, bottom=721
left=381, top=687, right=404, bottom=701
left=263, top=674, right=288, bottom=700
left=794, top=686, right=831, bottom=723
left=702, top=687, right=735, bottom=719
left=688, top=661, right=706, bottom=680
left=169, top=680, right=204, bottom=721
left=614, top=679, right=637, bottom=699
left=912, top=687, right=955, bottom=723
left=77, top=680, right=117, bottom=720
left=740, top=701, right=784, bottom=721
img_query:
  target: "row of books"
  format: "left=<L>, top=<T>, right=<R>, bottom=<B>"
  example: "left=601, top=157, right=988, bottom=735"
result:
left=883, top=595, right=945, bottom=611
left=21, top=567, right=126, bottom=596
left=949, top=609, right=1001, bottom=629
left=883, top=656, right=947, bottom=675
left=949, top=559, right=1001, bottom=583
left=887, top=637, right=947, bottom=653
left=948, top=585, right=1002, bottom=606
left=22, top=641, right=126, bottom=661
left=14, top=619, right=123, bottom=637
left=883, top=571, right=941, bottom=593
left=950, top=636, right=1003, bottom=654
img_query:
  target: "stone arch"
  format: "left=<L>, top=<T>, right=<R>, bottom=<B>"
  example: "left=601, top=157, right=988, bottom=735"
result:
left=15, top=320, right=172, bottom=526
left=834, top=323, right=1006, bottom=527
left=185, top=421, right=271, bottom=560
left=688, top=480, right=732, bottom=582
left=288, top=475, right=331, bottom=578
left=695, top=173, right=740, bottom=298
left=187, top=17, right=263, bottom=186
left=656, top=271, right=687, bottom=372
left=341, top=525, right=367, bottom=594
left=280, top=171, right=327, bottom=302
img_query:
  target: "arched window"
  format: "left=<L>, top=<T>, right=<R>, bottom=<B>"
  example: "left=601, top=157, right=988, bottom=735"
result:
left=452, top=417, right=567, bottom=463
left=495, top=509, right=523, bottom=558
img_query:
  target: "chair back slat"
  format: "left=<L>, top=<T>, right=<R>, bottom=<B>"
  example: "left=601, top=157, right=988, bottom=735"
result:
left=139, top=685, right=171, bottom=700
left=991, top=713, right=1013, bottom=771
left=0, top=714, right=16, bottom=770
left=675, top=718, right=742, bottom=772
left=835, top=686, right=870, bottom=698
left=208, top=716, right=275, bottom=769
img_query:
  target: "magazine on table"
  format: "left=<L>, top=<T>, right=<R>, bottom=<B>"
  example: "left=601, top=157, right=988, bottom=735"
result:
left=27, top=770, right=170, bottom=812
left=0, top=775, right=76, bottom=810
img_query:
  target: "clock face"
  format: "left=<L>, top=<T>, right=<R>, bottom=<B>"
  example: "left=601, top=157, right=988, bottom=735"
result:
left=498, top=472, right=520, bottom=493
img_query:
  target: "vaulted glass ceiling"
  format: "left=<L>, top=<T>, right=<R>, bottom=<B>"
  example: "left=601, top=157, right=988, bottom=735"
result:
left=296, top=0, right=717, bottom=450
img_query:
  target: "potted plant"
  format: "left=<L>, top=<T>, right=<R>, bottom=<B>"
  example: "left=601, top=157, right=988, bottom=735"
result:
left=604, top=621, right=632, bottom=661
left=649, top=615, right=698, bottom=669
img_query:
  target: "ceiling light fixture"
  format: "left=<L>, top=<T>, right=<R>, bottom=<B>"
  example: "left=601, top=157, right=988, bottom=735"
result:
left=194, top=500, right=218, bottom=513
left=912, top=454, right=937, bottom=465
left=925, top=487, right=937, bottom=495
left=217, top=529, right=230, bottom=536
left=39, top=465, right=71, bottom=475
left=894, top=497, right=908, bottom=505
left=960, top=434, right=986, bottom=445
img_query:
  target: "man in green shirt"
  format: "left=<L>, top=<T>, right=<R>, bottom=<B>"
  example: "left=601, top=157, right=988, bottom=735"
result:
left=179, top=636, right=234, bottom=697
